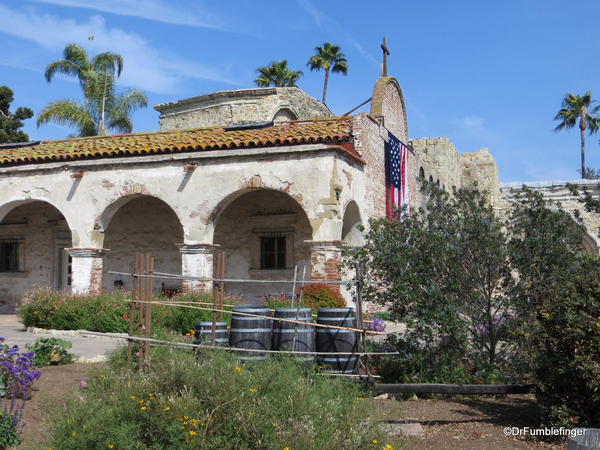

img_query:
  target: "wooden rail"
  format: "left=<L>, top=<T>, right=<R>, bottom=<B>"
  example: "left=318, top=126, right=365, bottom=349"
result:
left=373, top=383, right=535, bottom=395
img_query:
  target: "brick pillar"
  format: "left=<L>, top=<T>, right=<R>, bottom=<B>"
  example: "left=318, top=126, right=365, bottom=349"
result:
left=307, top=240, right=343, bottom=290
left=177, top=243, right=218, bottom=291
left=68, top=248, right=107, bottom=295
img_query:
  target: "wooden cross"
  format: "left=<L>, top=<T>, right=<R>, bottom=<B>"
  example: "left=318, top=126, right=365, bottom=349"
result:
left=381, top=37, right=390, bottom=76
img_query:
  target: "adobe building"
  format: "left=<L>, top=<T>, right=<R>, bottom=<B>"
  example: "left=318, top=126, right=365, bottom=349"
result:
left=0, top=75, right=528, bottom=313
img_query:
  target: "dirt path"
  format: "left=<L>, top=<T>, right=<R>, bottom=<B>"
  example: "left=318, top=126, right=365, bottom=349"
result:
left=375, top=395, right=563, bottom=449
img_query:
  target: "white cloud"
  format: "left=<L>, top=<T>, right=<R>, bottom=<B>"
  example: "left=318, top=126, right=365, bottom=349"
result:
left=0, top=5, right=242, bottom=93
left=28, top=0, right=229, bottom=30
left=459, top=116, right=485, bottom=129
left=296, top=0, right=379, bottom=68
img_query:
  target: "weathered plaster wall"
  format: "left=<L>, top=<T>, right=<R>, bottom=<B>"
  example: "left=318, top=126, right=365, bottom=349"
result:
left=0, top=144, right=367, bottom=303
left=155, top=87, right=332, bottom=130
left=103, top=197, right=184, bottom=292
left=214, top=189, right=313, bottom=303
left=0, top=202, right=69, bottom=312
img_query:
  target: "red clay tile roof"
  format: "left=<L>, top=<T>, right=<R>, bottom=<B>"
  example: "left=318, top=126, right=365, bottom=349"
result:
left=0, top=117, right=355, bottom=167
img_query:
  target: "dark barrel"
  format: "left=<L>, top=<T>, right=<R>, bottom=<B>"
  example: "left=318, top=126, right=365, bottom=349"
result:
left=194, top=321, right=229, bottom=346
left=272, top=308, right=315, bottom=364
left=316, top=307, right=358, bottom=374
left=229, top=305, right=272, bottom=361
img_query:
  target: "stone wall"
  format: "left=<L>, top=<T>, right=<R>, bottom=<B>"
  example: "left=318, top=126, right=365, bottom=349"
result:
left=0, top=202, right=70, bottom=312
left=155, top=87, right=332, bottom=130
left=409, top=137, right=503, bottom=208
left=501, top=180, right=600, bottom=253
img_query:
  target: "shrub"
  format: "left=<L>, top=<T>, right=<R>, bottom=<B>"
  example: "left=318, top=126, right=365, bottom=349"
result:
left=297, top=283, right=346, bottom=312
left=0, top=338, right=42, bottom=447
left=27, top=337, right=75, bottom=367
left=47, top=346, right=388, bottom=449
left=18, top=290, right=237, bottom=334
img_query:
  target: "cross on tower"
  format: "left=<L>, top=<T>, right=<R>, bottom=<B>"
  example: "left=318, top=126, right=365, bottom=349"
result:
left=381, top=37, right=390, bottom=77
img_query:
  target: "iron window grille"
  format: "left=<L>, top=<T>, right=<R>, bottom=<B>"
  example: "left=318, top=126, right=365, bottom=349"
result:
left=260, top=233, right=286, bottom=269
left=0, top=239, right=22, bottom=272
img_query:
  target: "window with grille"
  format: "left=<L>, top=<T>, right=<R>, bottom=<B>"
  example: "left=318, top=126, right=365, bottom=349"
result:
left=0, top=239, right=21, bottom=272
left=260, top=234, right=286, bottom=269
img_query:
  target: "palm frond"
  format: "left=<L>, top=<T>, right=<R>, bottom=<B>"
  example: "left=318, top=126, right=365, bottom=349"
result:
left=92, top=52, right=124, bottom=77
left=37, top=100, right=97, bottom=136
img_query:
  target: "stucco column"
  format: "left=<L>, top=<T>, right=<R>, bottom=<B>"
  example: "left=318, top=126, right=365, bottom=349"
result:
left=306, top=240, right=343, bottom=290
left=68, top=248, right=107, bottom=295
left=176, top=243, right=218, bottom=291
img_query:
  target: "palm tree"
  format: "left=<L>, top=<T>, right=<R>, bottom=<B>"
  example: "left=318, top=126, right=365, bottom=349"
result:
left=554, top=91, right=600, bottom=179
left=254, top=60, right=303, bottom=87
left=38, top=43, right=147, bottom=136
left=306, top=42, right=348, bottom=104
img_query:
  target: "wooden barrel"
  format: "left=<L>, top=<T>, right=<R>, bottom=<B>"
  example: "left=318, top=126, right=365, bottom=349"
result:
left=272, top=308, right=315, bottom=364
left=229, top=305, right=272, bottom=361
left=194, top=321, right=229, bottom=346
left=316, top=307, right=358, bottom=374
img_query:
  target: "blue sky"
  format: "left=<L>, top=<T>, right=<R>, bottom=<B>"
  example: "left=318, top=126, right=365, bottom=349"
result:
left=1, top=0, right=599, bottom=182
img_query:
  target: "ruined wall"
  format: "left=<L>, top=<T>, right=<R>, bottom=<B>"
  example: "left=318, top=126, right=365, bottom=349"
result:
left=409, top=137, right=503, bottom=208
left=460, top=149, right=503, bottom=206
left=501, top=180, right=600, bottom=253
left=155, top=87, right=332, bottom=130
left=0, top=203, right=69, bottom=312
left=102, top=197, right=184, bottom=292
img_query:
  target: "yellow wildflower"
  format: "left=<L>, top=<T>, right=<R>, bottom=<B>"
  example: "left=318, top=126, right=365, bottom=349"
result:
left=140, top=406, right=148, bottom=411
left=355, top=397, right=365, bottom=401
left=249, top=388, right=257, bottom=393
left=189, top=430, right=197, bottom=436
left=236, top=367, right=242, bottom=372
left=371, top=439, right=378, bottom=444
left=108, top=446, right=114, bottom=449
left=71, top=432, right=77, bottom=437
left=384, top=445, right=394, bottom=450
left=129, top=395, right=137, bottom=400
left=283, top=447, right=290, bottom=450
left=164, top=406, right=171, bottom=411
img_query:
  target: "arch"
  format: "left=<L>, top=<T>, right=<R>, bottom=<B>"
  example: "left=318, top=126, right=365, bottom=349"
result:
left=96, top=193, right=186, bottom=234
left=0, top=199, right=74, bottom=312
left=341, top=200, right=363, bottom=246
left=0, top=197, right=74, bottom=231
left=271, top=107, right=298, bottom=123
left=419, top=167, right=425, bottom=179
left=370, top=77, right=409, bottom=141
left=101, top=195, right=185, bottom=291
left=212, top=188, right=313, bottom=303
left=429, top=175, right=434, bottom=183
left=210, top=185, right=313, bottom=231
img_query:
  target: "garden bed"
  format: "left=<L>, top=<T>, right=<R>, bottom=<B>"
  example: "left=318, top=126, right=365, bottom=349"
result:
left=14, top=362, right=567, bottom=449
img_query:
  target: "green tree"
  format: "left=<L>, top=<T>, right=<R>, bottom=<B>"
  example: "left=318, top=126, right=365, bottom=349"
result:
left=509, top=188, right=600, bottom=429
left=0, top=86, right=33, bottom=143
left=254, top=60, right=303, bottom=87
left=307, top=42, right=348, bottom=104
left=348, top=182, right=515, bottom=383
left=554, top=91, right=600, bottom=179
left=38, top=43, right=147, bottom=137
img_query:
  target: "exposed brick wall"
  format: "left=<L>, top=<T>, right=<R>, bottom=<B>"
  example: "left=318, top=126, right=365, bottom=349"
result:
left=352, top=114, right=387, bottom=220
left=308, top=241, right=342, bottom=293
left=370, top=77, right=409, bottom=143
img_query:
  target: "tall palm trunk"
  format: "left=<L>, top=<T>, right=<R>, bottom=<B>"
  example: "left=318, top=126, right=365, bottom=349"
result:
left=580, top=108, right=587, bottom=179
left=99, top=68, right=108, bottom=135
left=322, top=67, right=330, bottom=104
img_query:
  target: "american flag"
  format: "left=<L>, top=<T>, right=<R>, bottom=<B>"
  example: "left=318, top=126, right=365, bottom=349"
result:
left=384, top=131, right=410, bottom=220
